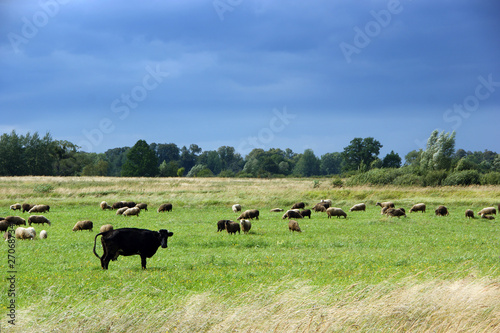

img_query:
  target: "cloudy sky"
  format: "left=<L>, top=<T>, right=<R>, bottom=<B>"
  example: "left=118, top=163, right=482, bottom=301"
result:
left=1, top=0, right=499, bottom=159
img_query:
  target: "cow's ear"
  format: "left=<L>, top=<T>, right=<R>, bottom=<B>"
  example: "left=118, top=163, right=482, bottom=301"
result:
left=168, top=231, right=173, bottom=237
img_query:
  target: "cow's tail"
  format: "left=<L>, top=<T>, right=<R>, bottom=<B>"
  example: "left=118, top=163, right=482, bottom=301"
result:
left=93, top=232, right=104, bottom=259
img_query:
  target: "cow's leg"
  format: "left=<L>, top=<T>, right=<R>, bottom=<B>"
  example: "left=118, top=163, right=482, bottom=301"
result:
left=141, top=255, right=147, bottom=269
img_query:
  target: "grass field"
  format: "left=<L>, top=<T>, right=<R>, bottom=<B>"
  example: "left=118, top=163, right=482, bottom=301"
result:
left=1, top=177, right=500, bottom=332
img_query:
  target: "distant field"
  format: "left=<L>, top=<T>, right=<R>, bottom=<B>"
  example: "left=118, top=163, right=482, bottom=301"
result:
left=1, top=177, right=499, bottom=332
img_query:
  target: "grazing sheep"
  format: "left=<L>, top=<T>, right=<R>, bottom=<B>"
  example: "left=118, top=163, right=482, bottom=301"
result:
left=28, top=204, right=50, bottom=214
left=409, top=203, right=426, bottom=213
left=376, top=201, right=395, bottom=209
left=482, top=215, right=495, bottom=220
left=28, top=215, right=51, bottom=226
left=157, top=203, right=173, bottom=213
left=40, top=230, right=47, bottom=239
left=0, top=220, right=9, bottom=232
left=386, top=208, right=407, bottom=218
left=240, top=219, right=252, bottom=234
left=478, top=207, right=497, bottom=217
left=10, top=203, right=21, bottom=211
left=22, top=203, right=35, bottom=213
left=326, top=207, right=347, bottom=219
left=15, top=227, right=36, bottom=240
left=232, top=204, right=242, bottom=213
left=99, top=224, right=114, bottom=233
left=112, top=201, right=126, bottom=210
left=116, top=207, right=128, bottom=215
left=4, top=230, right=12, bottom=241
left=282, top=210, right=303, bottom=219
left=435, top=205, right=449, bottom=216
left=321, top=199, right=332, bottom=206
left=217, top=220, right=231, bottom=232
left=123, top=207, right=140, bottom=217
left=313, top=203, right=327, bottom=212
left=5, top=216, right=26, bottom=226
left=349, top=203, right=366, bottom=212
left=136, top=203, right=148, bottom=211
left=124, top=201, right=136, bottom=208
left=73, top=220, right=93, bottom=232
left=300, top=209, right=312, bottom=219
left=465, top=209, right=475, bottom=219
left=291, top=202, right=305, bottom=210
left=238, top=209, right=259, bottom=220
left=225, top=220, right=240, bottom=234
left=380, top=206, right=391, bottom=215
left=270, top=208, right=284, bottom=212
left=288, top=219, right=302, bottom=232
left=100, top=201, right=112, bottom=210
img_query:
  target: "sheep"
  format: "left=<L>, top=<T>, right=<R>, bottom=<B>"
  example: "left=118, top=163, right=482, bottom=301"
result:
left=22, top=203, right=35, bottom=213
left=300, top=209, right=312, bottom=219
left=326, top=207, right=347, bottom=219
left=158, top=203, right=173, bottom=213
left=381, top=206, right=391, bottom=215
left=4, top=216, right=26, bottom=226
left=482, top=215, right=495, bottom=220
left=477, top=207, right=497, bottom=217
left=376, top=201, right=395, bottom=209
left=238, top=209, right=259, bottom=220
left=288, top=219, right=302, bottom=232
left=435, top=205, right=449, bottom=216
left=225, top=220, right=240, bottom=234
left=10, top=203, right=21, bottom=211
left=349, top=203, right=366, bottom=212
left=28, top=204, right=50, bottom=213
left=409, top=203, right=426, bottom=213
left=240, top=219, right=252, bottom=234
left=116, top=207, right=128, bottom=215
left=100, top=201, right=112, bottom=210
left=232, top=204, right=242, bottom=213
left=99, top=224, right=113, bottom=233
left=0, top=220, right=9, bottom=232
left=282, top=210, right=303, bottom=219
left=321, top=199, right=332, bottom=206
left=124, top=201, right=136, bottom=208
left=313, top=203, right=327, bottom=212
left=465, top=209, right=475, bottom=219
left=73, top=220, right=93, bottom=231
left=40, top=230, right=47, bottom=239
left=291, top=202, right=305, bottom=210
left=136, top=203, right=148, bottom=211
left=28, top=215, right=51, bottom=226
left=270, top=208, right=284, bottom=212
left=4, top=231, right=12, bottom=241
left=15, top=227, right=36, bottom=240
left=112, top=201, right=126, bottom=209
left=217, top=220, right=231, bottom=232
left=123, top=207, right=140, bottom=217
left=386, top=208, right=407, bottom=218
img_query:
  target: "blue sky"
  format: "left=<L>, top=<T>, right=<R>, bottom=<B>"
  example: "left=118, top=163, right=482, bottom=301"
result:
left=1, top=0, right=499, bottom=159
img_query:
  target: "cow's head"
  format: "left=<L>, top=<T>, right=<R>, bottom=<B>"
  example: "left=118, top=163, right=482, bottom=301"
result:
left=158, top=229, right=174, bottom=248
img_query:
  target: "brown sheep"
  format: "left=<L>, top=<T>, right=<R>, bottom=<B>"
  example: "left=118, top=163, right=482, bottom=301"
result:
left=435, top=205, right=449, bottom=216
left=100, top=201, right=112, bottom=210
left=482, top=215, right=495, bottom=220
left=238, top=209, right=259, bottom=220
left=15, top=227, right=36, bottom=240
left=123, top=207, right=140, bottom=217
left=321, top=199, right=332, bottom=206
left=73, top=220, right=93, bottom=231
left=291, top=202, right=305, bottom=210
left=124, top=201, right=136, bottom=208
left=217, top=220, right=231, bottom=232
left=116, top=207, right=128, bottom=215
left=10, top=203, right=21, bottom=211
left=5, top=216, right=26, bottom=226
left=288, top=219, right=302, bottom=232
left=380, top=206, right=391, bottom=215
left=28, top=204, right=50, bottom=213
left=478, top=207, right=497, bottom=217
left=225, top=220, right=240, bottom=234
left=22, top=203, right=35, bottom=213
left=349, top=203, right=366, bottom=212
left=240, top=219, right=252, bottom=234
left=386, top=208, right=407, bottom=218
left=99, top=224, right=114, bottom=233
left=232, top=204, right=242, bottom=213
left=409, top=203, right=426, bottom=213
left=136, top=203, right=148, bottom=211
left=39, top=230, right=47, bottom=239
left=112, top=201, right=126, bottom=209
left=158, top=203, right=173, bottom=212
left=0, top=220, right=10, bottom=232
left=465, top=209, right=474, bottom=219
left=28, top=215, right=51, bottom=226
left=326, top=207, right=347, bottom=219
left=313, top=203, right=327, bottom=212
left=282, top=210, right=303, bottom=219
left=376, top=201, right=395, bottom=209
left=270, top=208, right=284, bottom=212
left=300, top=209, right=312, bottom=219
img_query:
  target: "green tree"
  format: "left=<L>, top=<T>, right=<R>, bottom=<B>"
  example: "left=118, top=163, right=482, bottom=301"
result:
left=320, top=152, right=342, bottom=175
left=159, top=160, right=179, bottom=177
left=382, top=150, right=402, bottom=168
left=293, top=149, right=320, bottom=176
left=420, top=130, right=456, bottom=171
left=341, top=137, right=382, bottom=172
left=121, top=140, right=158, bottom=177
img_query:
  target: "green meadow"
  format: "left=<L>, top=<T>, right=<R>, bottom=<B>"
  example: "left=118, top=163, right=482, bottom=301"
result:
left=1, top=177, right=499, bottom=332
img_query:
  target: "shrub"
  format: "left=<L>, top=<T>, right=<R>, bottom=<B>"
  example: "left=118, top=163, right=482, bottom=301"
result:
left=423, top=170, right=448, bottom=186
left=443, top=170, right=481, bottom=186
left=218, top=169, right=235, bottom=178
left=393, top=174, right=423, bottom=186
left=481, top=172, right=500, bottom=185
left=345, top=168, right=403, bottom=186
left=33, top=184, right=54, bottom=193
left=313, top=180, right=321, bottom=188
left=331, top=177, right=343, bottom=188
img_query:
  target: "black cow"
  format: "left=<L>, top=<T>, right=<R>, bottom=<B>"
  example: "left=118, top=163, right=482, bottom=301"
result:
left=93, top=228, right=173, bottom=270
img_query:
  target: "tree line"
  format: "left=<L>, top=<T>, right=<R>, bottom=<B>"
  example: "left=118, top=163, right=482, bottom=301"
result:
left=0, top=130, right=498, bottom=185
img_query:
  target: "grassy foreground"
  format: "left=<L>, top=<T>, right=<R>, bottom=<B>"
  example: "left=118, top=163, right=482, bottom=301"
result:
left=1, top=177, right=500, bottom=332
